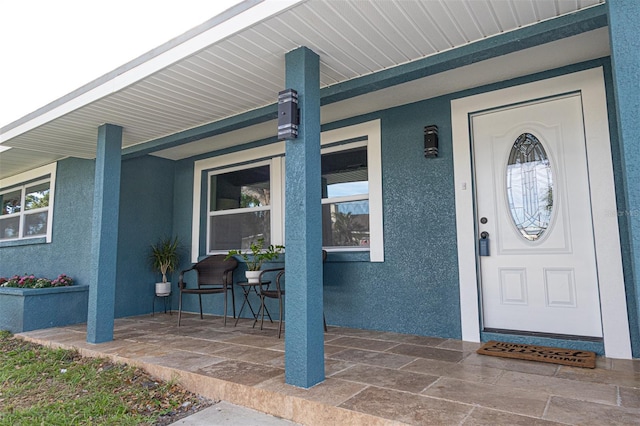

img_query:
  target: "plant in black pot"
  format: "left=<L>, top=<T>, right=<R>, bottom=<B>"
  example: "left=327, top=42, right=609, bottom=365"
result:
left=150, top=236, right=181, bottom=296
left=225, top=238, right=284, bottom=283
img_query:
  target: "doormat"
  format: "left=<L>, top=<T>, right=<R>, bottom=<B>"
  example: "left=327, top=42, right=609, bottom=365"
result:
left=477, top=341, right=596, bottom=368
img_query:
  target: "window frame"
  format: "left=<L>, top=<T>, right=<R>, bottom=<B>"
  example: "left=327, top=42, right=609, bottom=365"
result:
left=320, top=140, right=371, bottom=252
left=192, top=120, right=383, bottom=263
left=0, top=163, right=57, bottom=244
left=205, top=159, right=279, bottom=254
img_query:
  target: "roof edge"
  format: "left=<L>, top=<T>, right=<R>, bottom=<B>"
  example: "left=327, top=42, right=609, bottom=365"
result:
left=0, top=0, right=263, bottom=135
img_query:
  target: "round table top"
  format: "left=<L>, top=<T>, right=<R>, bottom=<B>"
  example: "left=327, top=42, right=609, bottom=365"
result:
left=236, top=280, right=270, bottom=286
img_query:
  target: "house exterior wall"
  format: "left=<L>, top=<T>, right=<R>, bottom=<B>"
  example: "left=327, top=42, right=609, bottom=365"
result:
left=321, top=94, right=460, bottom=337
left=0, top=155, right=181, bottom=322
left=0, top=155, right=177, bottom=319
left=1, top=59, right=634, bottom=355
left=159, top=60, right=610, bottom=338
left=166, top=58, right=627, bottom=345
left=607, top=0, right=640, bottom=359
left=114, top=155, right=176, bottom=318
left=0, top=157, right=94, bottom=286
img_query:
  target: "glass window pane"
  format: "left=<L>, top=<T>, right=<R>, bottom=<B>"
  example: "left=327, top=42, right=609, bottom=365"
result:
left=210, top=165, right=270, bottom=212
left=322, top=200, right=370, bottom=247
left=25, top=182, right=50, bottom=210
left=322, top=147, right=368, bottom=198
left=210, top=211, right=271, bottom=251
left=506, top=133, right=553, bottom=241
left=0, top=216, right=20, bottom=239
left=1, top=189, right=22, bottom=215
left=23, top=212, right=48, bottom=236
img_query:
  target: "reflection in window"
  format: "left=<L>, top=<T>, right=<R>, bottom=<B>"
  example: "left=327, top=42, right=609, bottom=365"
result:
left=24, top=212, right=48, bottom=236
left=25, top=182, right=50, bottom=211
left=321, top=147, right=370, bottom=248
left=1, top=189, right=21, bottom=215
left=208, top=165, right=271, bottom=251
left=0, top=178, right=51, bottom=241
left=506, top=133, right=553, bottom=241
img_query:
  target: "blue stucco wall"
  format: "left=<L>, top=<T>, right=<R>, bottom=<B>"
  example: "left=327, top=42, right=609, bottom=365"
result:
left=113, top=155, right=177, bottom=317
left=319, top=97, right=460, bottom=337
left=0, top=155, right=180, bottom=324
left=607, top=0, right=640, bottom=358
left=167, top=58, right=632, bottom=347
left=3, top=58, right=632, bottom=351
left=170, top=89, right=462, bottom=338
left=0, top=157, right=94, bottom=286
left=0, top=285, right=89, bottom=333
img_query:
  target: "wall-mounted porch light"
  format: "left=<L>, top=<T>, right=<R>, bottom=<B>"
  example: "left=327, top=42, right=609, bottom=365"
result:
left=424, top=125, right=439, bottom=158
left=277, top=89, right=299, bottom=140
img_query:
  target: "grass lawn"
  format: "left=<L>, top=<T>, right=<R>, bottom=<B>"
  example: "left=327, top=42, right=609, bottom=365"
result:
left=0, top=330, right=213, bottom=425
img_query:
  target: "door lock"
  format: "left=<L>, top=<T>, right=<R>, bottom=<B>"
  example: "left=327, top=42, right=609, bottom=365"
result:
left=479, top=231, right=490, bottom=256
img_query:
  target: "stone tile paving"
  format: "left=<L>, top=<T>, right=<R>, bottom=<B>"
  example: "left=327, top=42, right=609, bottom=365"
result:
left=18, top=313, right=640, bottom=425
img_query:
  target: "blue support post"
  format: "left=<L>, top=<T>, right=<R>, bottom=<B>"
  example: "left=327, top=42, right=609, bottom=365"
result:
left=607, top=0, right=640, bottom=357
left=87, top=124, right=122, bottom=344
left=284, top=47, right=324, bottom=387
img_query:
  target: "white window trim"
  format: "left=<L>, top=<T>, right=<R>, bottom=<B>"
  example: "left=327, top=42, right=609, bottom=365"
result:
left=0, top=162, right=57, bottom=243
left=205, top=158, right=280, bottom=254
left=321, top=194, right=368, bottom=205
left=192, top=119, right=383, bottom=263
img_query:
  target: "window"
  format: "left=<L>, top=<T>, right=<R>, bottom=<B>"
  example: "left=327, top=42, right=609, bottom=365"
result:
left=321, top=146, right=370, bottom=249
left=0, top=163, right=56, bottom=243
left=207, top=163, right=272, bottom=251
left=193, top=120, right=383, bottom=262
left=506, top=133, right=553, bottom=241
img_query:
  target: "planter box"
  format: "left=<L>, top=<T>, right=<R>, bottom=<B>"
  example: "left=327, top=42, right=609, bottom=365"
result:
left=0, top=285, right=89, bottom=333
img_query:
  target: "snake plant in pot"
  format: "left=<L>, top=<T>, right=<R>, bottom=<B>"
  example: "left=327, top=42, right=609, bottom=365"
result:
left=150, top=236, right=181, bottom=296
left=225, top=238, right=284, bottom=283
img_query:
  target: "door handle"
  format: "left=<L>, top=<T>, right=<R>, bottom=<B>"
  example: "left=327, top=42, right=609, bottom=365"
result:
left=479, top=232, right=490, bottom=256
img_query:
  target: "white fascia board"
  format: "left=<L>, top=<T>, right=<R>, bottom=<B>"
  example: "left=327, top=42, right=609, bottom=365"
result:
left=0, top=0, right=303, bottom=144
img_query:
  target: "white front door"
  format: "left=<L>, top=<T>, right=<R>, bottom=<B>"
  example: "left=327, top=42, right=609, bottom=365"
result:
left=472, top=94, right=602, bottom=338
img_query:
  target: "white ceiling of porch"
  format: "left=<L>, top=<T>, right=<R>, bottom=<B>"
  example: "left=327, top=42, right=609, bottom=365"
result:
left=0, top=0, right=605, bottom=180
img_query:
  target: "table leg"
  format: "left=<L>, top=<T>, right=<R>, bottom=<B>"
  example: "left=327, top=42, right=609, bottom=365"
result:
left=235, top=285, right=258, bottom=326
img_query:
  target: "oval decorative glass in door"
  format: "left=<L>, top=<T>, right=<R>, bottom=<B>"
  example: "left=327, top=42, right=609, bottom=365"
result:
left=506, top=133, right=553, bottom=241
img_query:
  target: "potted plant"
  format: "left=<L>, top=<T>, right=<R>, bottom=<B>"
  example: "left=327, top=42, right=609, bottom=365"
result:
left=150, top=236, right=181, bottom=296
left=225, top=238, right=284, bottom=283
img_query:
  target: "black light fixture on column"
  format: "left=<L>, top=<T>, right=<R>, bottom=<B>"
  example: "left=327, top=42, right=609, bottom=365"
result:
left=424, top=125, right=439, bottom=158
left=277, top=89, right=299, bottom=140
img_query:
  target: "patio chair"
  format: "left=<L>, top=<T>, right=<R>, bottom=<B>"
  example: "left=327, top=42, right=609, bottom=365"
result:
left=255, top=267, right=286, bottom=338
left=177, top=255, right=238, bottom=326
left=255, top=250, right=329, bottom=338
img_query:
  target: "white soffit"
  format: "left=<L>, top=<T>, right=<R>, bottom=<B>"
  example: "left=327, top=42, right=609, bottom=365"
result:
left=154, top=27, right=610, bottom=161
left=323, top=27, right=611, bottom=125
left=0, top=0, right=604, bottom=179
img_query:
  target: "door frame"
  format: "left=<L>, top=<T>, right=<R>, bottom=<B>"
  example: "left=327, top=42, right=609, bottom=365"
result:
left=451, top=67, right=632, bottom=358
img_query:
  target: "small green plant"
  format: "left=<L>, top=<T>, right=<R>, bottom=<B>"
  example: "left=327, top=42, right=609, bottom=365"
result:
left=225, top=238, right=284, bottom=271
left=150, top=236, right=181, bottom=283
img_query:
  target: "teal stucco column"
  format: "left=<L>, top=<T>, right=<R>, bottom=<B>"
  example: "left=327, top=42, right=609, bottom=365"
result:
left=87, top=124, right=122, bottom=344
left=284, top=46, right=325, bottom=387
left=607, top=0, right=640, bottom=357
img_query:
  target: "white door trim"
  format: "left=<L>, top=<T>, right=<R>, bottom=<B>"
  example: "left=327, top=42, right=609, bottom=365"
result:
left=451, top=67, right=632, bottom=358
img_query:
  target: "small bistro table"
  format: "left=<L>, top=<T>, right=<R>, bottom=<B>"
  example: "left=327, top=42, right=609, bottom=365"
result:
left=234, top=281, right=272, bottom=326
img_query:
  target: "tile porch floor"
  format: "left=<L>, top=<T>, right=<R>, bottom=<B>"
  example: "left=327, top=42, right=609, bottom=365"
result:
left=17, top=313, right=640, bottom=425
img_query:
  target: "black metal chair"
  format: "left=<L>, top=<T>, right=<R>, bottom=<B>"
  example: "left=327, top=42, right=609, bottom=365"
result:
left=178, top=255, right=238, bottom=326
left=254, top=268, right=285, bottom=338
left=254, top=250, right=329, bottom=338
